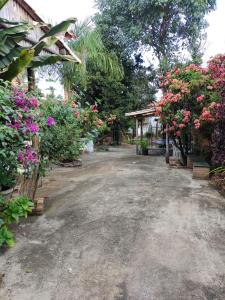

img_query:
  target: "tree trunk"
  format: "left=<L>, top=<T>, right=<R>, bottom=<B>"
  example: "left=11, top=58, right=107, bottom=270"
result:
left=19, top=137, right=40, bottom=201
left=165, top=124, right=169, bottom=163
left=27, top=68, right=35, bottom=91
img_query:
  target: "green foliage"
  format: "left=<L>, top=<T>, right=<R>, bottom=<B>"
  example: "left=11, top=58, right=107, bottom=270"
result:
left=0, top=196, right=33, bottom=247
left=2, top=196, right=33, bottom=224
left=0, top=225, right=14, bottom=248
left=211, top=166, right=225, bottom=176
left=39, top=100, right=82, bottom=163
left=138, top=139, right=149, bottom=151
left=0, top=18, right=33, bottom=70
left=95, top=0, right=216, bottom=65
left=0, top=0, right=8, bottom=9
left=61, top=21, right=124, bottom=90
left=0, top=82, right=23, bottom=189
left=60, top=21, right=156, bottom=130
left=0, top=18, right=78, bottom=81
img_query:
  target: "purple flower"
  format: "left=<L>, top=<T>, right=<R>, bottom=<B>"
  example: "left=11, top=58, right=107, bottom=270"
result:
left=23, top=106, right=29, bottom=113
left=46, top=116, right=55, bottom=126
left=18, top=145, right=39, bottom=167
left=15, top=96, right=26, bottom=107
left=28, top=97, right=39, bottom=108
left=26, top=122, right=39, bottom=133
left=17, top=151, right=24, bottom=162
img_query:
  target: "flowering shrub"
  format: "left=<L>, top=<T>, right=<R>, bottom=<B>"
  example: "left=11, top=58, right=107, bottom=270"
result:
left=39, top=99, right=106, bottom=164
left=0, top=83, right=53, bottom=190
left=157, top=63, right=220, bottom=163
left=208, top=55, right=225, bottom=166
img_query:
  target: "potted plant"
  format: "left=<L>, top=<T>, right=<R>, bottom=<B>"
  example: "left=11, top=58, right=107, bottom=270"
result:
left=139, top=139, right=149, bottom=155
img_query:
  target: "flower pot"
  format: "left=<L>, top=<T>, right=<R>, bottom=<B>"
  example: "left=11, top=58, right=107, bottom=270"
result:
left=141, top=149, right=149, bottom=156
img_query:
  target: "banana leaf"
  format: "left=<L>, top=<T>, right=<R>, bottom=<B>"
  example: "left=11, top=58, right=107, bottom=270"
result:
left=0, top=49, right=35, bottom=81
left=40, top=18, right=77, bottom=40
left=29, top=54, right=79, bottom=68
left=0, top=0, right=8, bottom=9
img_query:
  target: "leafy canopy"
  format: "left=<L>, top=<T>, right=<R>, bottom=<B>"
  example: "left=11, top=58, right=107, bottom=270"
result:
left=95, top=0, right=216, bottom=64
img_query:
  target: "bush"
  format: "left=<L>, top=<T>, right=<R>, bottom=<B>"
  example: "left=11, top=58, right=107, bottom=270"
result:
left=40, top=99, right=106, bottom=164
left=0, top=196, right=33, bottom=247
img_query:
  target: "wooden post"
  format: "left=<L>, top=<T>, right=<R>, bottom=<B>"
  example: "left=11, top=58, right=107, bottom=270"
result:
left=136, top=118, right=139, bottom=154
left=27, top=68, right=35, bottom=91
left=165, top=124, right=169, bottom=163
left=19, top=137, right=40, bottom=201
left=140, top=118, right=143, bottom=140
left=156, top=119, right=159, bottom=137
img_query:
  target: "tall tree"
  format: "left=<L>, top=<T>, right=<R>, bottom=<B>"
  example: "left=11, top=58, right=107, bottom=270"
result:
left=60, top=21, right=156, bottom=128
left=61, top=21, right=124, bottom=91
left=95, top=0, right=216, bottom=67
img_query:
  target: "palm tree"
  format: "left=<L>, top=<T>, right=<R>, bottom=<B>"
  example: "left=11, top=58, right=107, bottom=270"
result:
left=61, top=20, right=124, bottom=92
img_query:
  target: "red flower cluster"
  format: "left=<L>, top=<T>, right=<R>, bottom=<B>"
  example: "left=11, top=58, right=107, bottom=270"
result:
left=157, top=61, right=221, bottom=137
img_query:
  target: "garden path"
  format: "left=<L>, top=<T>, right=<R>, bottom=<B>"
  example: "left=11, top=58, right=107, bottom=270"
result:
left=1, top=146, right=225, bottom=300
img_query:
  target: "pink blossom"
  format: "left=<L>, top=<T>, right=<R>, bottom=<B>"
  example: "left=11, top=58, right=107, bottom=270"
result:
left=26, top=122, right=39, bottom=133
left=46, top=116, right=55, bottom=126
left=194, top=119, right=201, bottom=129
left=197, top=95, right=204, bottom=102
left=28, top=97, right=39, bottom=108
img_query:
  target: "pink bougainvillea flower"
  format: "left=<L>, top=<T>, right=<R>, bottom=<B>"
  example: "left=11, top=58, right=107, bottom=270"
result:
left=23, top=106, right=29, bottom=113
left=15, top=96, right=26, bottom=107
left=28, top=97, right=39, bottom=108
left=172, top=120, right=177, bottom=126
left=197, top=95, right=204, bottom=102
left=176, top=131, right=181, bottom=137
left=46, top=116, right=55, bottom=126
left=194, top=119, right=201, bottom=129
left=178, top=123, right=185, bottom=129
left=17, top=151, right=24, bottom=162
left=26, top=122, right=39, bottom=133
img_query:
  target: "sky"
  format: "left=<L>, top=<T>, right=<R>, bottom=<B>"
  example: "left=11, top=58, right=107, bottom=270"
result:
left=26, top=0, right=225, bottom=95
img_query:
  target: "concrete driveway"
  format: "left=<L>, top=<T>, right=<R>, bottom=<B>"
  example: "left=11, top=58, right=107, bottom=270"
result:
left=1, top=146, right=225, bottom=300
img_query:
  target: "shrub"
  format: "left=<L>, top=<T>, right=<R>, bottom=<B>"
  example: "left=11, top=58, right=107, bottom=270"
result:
left=0, top=196, right=33, bottom=247
left=157, top=63, right=220, bottom=164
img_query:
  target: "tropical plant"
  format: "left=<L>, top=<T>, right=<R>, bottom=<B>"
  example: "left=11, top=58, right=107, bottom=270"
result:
left=0, top=17, right=79, bottom=81
left=0, top=195, right=33, bottom=247
left=61, top=20, right=124, bottom=91
left=61, top=21, right=156, bottom=134
left=139, top=139, right=149, bottom=151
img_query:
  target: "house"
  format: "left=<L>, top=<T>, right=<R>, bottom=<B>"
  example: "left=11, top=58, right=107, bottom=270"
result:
left=125, top=104, right=159, bottom=139
left=0, top=0, right=81, bottom=96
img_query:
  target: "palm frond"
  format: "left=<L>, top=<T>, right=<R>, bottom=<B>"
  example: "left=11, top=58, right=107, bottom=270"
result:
left=61, top=21, right=124, bottom=89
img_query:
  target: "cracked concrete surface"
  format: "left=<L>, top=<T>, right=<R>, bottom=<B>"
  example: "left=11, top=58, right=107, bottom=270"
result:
left=1, top=146, right=225, bottom=300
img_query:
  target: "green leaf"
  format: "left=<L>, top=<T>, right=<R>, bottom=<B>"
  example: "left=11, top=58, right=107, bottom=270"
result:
left=0, top=0, right=8, bottom=9
left=29, top=54, right=79, bottom=68
left=0, top=49, right=35, bottom=81
left=40, top=18, right=77, bottom=40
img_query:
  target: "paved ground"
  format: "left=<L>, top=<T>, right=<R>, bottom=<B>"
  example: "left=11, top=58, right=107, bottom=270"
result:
left=1, top=146, right=225, bottom=300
